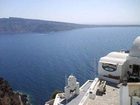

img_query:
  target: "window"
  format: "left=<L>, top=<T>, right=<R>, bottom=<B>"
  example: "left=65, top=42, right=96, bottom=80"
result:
left=132, top=65, right=140, bottom=76
left=129, top=65, right=132, bottom=68
left=102, top=63, right=117, bottom=72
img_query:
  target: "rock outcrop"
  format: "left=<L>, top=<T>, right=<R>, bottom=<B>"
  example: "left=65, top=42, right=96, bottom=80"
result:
left=0, top=77, right=30, bottom=105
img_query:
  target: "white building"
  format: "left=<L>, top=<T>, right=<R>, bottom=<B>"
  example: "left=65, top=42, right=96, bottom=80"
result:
left=45, top=36, right=140, bottom=105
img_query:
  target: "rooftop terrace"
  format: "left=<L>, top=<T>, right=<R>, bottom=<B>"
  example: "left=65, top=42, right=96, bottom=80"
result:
left=86, top=82, right=119, bottom=105
left=63, top=80, right=119, bottom=105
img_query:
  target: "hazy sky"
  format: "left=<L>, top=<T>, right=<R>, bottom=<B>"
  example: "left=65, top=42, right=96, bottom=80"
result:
left=0, top=0, right=140, bottom=24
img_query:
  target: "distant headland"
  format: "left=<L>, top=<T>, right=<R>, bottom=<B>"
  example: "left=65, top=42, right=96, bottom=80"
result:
left=0, top=17, right=140, bottom=33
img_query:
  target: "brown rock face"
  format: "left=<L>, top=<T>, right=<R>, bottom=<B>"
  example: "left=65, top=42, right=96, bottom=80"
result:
left=0, top=77, right=30, bottom=105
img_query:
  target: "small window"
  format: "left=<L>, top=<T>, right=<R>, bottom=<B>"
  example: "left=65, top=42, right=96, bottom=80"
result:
left=129, top=65, right=132, bottom=68
left=102, top=63, right=117, bottom=72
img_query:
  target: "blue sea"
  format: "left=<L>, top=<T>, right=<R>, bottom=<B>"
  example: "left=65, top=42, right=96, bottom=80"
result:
left=0, top=27, right=140, bottom=105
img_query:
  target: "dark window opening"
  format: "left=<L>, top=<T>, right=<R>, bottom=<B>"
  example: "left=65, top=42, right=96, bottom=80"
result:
left=129, top=65, right=132, bottom=68
left=128, top=64, right=140, bottom=82
left=132, top=65, right=140, bottom=76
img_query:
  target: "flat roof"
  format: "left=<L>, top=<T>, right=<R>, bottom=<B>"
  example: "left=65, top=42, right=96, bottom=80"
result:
left=86, top=82, right=119, bottom=105
left=60, top=80, right=119, bottom=105
left=60, top=80, right=93, bottom=105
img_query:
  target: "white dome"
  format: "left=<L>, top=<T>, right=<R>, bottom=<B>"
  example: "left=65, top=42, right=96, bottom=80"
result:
left=129, top=36, right=140, bottom=57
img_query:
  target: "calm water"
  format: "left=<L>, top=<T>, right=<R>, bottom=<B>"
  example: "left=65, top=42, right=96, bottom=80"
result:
left=0, top=27, right=140, bottom=105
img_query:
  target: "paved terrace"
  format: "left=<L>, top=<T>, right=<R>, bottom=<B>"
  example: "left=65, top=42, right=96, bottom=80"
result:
left=86, top=82, right=119, bottom=105
left=58, top=79, right=119, bottom=105
left=61, top=80, right=93, bottom=105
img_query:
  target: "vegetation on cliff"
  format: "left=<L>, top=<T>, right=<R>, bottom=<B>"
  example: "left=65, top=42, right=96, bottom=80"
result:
left=50, top=90, right=62, bottom=99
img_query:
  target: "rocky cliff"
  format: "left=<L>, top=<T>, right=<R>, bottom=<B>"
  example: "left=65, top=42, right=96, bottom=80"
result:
left=0, top=77, right=30, bottom=105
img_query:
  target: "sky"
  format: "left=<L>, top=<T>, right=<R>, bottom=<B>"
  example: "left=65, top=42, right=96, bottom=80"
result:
left=0, top=0, right=140, bottom=24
